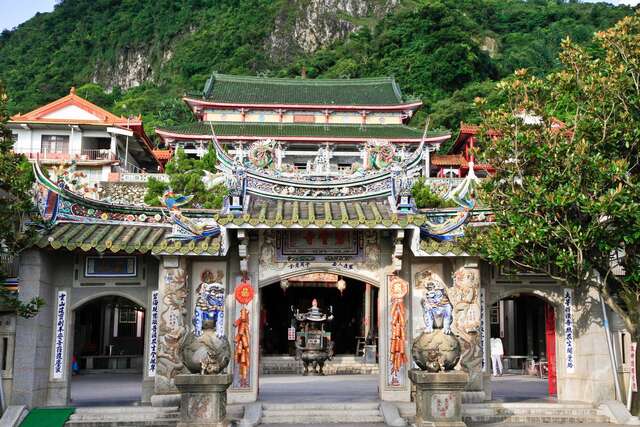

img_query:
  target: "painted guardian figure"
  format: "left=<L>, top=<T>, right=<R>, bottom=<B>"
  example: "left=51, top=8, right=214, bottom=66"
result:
left=421, top=276, right=454, bottom=335
left=193, top=271, right=225, bottom=338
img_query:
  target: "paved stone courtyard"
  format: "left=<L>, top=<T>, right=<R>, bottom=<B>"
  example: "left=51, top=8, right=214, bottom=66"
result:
left=70, top=372, right=615, bottom=426
left=71, top=373, right=142, bottom=406
left=70, top=372, right=553, bottom=406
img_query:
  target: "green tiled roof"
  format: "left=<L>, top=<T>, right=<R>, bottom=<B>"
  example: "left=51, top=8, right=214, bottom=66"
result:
left=419, top=239, right=469, bottom=256
left=35, top=223, right=223, bottom=256
left=157, top=122, right=448, bottom=140
left=215, top=198, right=428, bottom=228
left=196, top=73, right=410, bottom=106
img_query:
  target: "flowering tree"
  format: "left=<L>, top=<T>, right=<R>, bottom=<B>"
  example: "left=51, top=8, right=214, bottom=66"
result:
left=469, top=15, right=640, bottom=410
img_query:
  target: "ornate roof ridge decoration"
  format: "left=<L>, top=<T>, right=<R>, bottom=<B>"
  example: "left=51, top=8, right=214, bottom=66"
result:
left=205, top=127, right=427, bottom=203
left=32, top=160, right=485, bottom=230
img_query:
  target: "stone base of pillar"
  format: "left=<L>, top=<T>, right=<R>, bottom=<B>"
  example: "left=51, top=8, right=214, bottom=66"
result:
left=408, top=369, right=469, bottom=427
left=175, top=373, right=233, bottom=427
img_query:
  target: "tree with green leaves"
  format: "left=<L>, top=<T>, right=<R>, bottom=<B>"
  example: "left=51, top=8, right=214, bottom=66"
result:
left=468, top=15, right=640, bottom=411
left=145, top=145, right=228, bottom=209
left=0, top=82, right=44, bottom=318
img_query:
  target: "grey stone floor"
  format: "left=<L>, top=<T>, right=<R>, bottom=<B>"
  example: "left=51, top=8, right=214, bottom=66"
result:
left=259, top=374, right=379, bottom=403
left=70, top=372, right=142, bottom=406
left=490, top=373, right=551, bottom=402
left=69, top=372, right=553, bottom=406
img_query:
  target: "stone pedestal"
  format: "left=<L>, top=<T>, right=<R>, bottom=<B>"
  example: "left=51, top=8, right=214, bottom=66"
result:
left=175, top=374, right=232, bottom=427
left=409, top=370, right=468, bottom=427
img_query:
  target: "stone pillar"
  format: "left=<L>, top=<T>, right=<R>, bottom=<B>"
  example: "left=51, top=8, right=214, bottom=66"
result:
left=409, top=370, right=468, bottom=427
left=364, top=283, right=371, bottom=338
left=152, top=256, right=189, bottom=406
left=450, top=262, right=484, bottom=398
left=11, top=250, right=55, bottom=407
left=175, top=374, right=232, bottom=427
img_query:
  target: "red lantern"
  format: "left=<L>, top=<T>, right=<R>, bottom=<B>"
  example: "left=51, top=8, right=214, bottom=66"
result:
left=235, top=282, right=254, bottom=305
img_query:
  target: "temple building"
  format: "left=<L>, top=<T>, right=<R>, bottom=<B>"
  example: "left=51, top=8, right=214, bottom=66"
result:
left=0, top=74, right=633, bottom=424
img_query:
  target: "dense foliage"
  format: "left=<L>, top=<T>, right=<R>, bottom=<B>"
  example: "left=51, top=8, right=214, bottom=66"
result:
left=0, top=82, right=44, bottom=317
left=0, top=0, right=633, bottom=139
left=467, top=15, right=640, bottom=410
left=411, top=177, right=457, bottom=209
left=145, top=146, right=228, bottom=209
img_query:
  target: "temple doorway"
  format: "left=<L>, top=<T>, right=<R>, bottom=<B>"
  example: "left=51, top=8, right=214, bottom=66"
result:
left=258, top=273, right=379, bottom=402
left=490, top=293, right=557, bottom=401
left=70, top=295, right=145, bottom=406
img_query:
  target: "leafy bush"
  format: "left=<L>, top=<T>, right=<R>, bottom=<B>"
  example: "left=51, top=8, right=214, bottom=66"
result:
left=412, top=177, right=457, bottom=209
left=145, top=146, right=228, bottom=209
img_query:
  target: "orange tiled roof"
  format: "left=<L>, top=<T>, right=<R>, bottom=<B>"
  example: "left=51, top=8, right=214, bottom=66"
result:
left=431, top=154, right=466, bottom=167
left=11, top=87, right=132, bottom=126
left=152, top=150, right=173, bottom=160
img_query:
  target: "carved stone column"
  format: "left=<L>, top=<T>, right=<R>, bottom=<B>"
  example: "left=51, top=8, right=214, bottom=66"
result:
left=152, top=256, right=189, bottom=406
left=450, top=262, right=483, bottom=396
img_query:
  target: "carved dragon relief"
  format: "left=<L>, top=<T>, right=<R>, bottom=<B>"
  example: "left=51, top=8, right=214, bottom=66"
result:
left=157, top=267, right=189, bottom=390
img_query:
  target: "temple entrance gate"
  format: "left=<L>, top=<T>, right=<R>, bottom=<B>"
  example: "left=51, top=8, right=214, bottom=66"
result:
left=226, top=229, right=411, bottom=403
left=257, top=273, right=380, bottom=403
left=489, top=292, right=558, bottom=401
left=70, top=295, right=146, bottom=406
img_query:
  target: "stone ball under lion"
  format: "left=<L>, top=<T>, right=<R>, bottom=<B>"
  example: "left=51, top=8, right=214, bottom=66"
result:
left=181, top=329, right=231, bottom=374
left=412, top=330, right=461, bottom=372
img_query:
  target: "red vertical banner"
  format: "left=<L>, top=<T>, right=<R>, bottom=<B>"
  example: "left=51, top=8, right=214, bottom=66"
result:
left=545, top=303, right=557, bottom=396
left=234, top=282, right=254, bottom=388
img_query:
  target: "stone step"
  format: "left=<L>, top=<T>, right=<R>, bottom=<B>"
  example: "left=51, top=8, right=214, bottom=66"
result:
left=262, top=402, right=380, bottom=411
left=397, top=401, right=613, bottom=425
left=261, top=414, right=385, bottom=424
left=464, top=414, right=611, bottom=424
left=260, top=402, right=384, bottom=424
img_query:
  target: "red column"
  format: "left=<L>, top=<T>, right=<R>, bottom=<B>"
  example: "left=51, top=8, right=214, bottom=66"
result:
left=545, top=303, right=558, bottom=396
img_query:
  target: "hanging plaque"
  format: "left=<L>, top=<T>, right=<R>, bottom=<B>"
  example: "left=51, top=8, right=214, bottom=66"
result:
left=53, top=291, right=67, bottom=379
left=563, top=288, right=575, bottom=374
left=148, top=290, right=159, bottom=377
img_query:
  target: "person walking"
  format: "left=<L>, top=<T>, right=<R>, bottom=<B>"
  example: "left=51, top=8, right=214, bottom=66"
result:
left=490, top=337, right=504, bottom=376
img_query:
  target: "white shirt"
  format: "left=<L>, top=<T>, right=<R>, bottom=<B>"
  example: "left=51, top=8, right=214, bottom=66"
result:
left=491, top=337, right=504, bottom=356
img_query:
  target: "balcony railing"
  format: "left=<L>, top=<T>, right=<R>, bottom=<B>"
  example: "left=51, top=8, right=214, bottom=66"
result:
left=22, top=149, right=116, bottom=161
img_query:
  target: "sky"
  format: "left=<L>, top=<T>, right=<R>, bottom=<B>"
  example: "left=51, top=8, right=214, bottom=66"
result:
left=0, top=0, right=639, bottom=32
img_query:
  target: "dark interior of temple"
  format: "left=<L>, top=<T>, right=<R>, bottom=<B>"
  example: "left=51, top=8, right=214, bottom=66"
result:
left=73, top=295, right=145, bottom=370
left=260, top=278, right=378, bottom=356
left=491, top=294, right=549, bottom=362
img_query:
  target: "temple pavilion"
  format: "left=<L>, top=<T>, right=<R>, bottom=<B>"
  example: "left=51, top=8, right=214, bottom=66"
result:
left=0, top=74, right=630, bottom=423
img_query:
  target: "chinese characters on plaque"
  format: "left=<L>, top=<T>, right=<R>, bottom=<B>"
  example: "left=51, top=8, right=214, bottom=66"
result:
left=479, top=288, right=486, bottom=373
left=563, top=288, right=575, bottom=374
left=53, top=291, right=67, bottom=379
left=148, top=290, right=159, bottom=377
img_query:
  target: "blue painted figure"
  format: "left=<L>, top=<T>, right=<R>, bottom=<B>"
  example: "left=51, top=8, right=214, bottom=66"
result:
left=193, top=278, right=226, bottom=338
left=421, top=277, right=454, bottom=335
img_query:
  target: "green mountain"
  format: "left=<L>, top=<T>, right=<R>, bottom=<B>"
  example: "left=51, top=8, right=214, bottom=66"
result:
left=0, top=0, right=633, bottom=140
